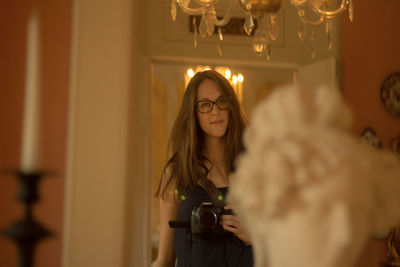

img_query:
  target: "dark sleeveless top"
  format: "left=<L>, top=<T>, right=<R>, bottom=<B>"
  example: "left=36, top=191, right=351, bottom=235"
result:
left=174, top=186, right=254, bottom=267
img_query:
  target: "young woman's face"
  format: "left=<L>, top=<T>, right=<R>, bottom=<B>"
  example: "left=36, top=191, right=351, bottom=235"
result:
left=196, top=79, right=230, bottom=138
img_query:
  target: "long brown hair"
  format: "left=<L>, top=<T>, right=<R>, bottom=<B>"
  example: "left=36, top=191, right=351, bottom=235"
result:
left=156, top=70, right=247, bottom=198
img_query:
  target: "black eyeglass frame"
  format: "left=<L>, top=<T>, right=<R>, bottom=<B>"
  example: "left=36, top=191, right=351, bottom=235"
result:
left=195, top=97, right=231, bottom=114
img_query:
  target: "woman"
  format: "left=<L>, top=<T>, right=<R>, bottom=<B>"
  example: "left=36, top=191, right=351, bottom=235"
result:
left=155, top=70, right=253, bottom=267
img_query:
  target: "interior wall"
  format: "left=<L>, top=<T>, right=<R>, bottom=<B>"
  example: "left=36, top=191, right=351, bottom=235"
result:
left=0, top=1, right=72, bottom=267
left=342, top=0, right=400, bottom=140
left=341, top=0, right=400, bottom=266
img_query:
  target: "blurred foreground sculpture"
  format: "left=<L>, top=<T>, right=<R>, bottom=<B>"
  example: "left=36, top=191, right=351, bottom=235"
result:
left=228, top=84, right=400, bottom=267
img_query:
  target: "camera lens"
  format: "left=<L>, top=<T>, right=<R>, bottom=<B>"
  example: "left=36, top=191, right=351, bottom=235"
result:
left=199, top=210, right=217, bottom=227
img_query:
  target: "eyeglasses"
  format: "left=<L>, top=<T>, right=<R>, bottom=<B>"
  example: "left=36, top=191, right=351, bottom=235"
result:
left=195, top=97, right=230, bottom=113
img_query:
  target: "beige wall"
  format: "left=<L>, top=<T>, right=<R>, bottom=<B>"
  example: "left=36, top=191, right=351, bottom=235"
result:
left=341, top=0, right=400, bottom=266
left=0, top=1, right=72, bottom=267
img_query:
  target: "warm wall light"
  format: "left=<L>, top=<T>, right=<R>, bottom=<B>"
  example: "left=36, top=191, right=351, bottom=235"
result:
left=237, top=74, right=243, bottom=103
left=225, top=69, right=231, bottom=79
left=232, top=75, right=238, bottom=85
left=187, top=68, right=195, bottom=78
left=238, top=74, right=244, bottom=83
left=184, top=66, right=244, bottom=104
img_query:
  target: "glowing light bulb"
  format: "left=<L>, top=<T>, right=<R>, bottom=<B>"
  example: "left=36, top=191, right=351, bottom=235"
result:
left=187, top=68, right=195, bottom=78
left=225, top=69, right=231, bottom=79
left=232, top=75, right=238, bottom=84
left=238, top=74, right=244, bottom=82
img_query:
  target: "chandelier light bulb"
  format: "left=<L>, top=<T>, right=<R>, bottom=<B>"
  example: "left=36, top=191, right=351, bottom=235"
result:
left=232, top=75, right=238, bottom=84
left=225, top=69, right=232, bottom=79
left=187, top=68, right=195, bottom=78
left=238, top=74, right=244, bottom=82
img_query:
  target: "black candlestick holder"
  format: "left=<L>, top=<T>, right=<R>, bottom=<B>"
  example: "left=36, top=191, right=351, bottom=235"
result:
left=2, top=170, right=52, bottom=267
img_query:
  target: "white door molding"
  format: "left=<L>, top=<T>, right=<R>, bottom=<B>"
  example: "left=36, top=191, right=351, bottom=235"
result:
left=63, top=0, right=152, bottom=266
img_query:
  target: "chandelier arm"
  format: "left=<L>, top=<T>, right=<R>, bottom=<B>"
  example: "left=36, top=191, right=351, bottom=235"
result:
left=299, top=13, right=324, bottom=26
left=309, top=0, right=347, bottom=19
left=213, top=0, right=235, bottom=27
left=177, top=2, right=203, bottom=15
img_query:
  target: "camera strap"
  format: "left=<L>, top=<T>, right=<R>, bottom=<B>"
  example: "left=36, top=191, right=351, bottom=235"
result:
left=198, top=178, right=226, bottom=209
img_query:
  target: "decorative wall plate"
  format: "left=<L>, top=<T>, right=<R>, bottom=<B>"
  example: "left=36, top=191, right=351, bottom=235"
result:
left=360, top=127, right=382, bottom=149
left=381, top=72, right=400, bottom=117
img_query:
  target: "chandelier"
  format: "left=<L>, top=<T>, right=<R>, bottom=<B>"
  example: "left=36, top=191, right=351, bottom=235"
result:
left=170, top=0, right=353, bottom=60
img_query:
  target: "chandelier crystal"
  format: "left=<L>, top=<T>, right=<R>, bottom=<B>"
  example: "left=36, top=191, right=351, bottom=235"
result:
left=170, top=0, right=353, bottom=60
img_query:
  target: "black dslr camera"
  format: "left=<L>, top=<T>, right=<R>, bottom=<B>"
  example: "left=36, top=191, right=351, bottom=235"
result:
left=169, top=202, right=233, bottom=234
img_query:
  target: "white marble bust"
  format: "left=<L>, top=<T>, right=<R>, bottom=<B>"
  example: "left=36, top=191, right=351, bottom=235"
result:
left=228, top=84, right=400, bottom=267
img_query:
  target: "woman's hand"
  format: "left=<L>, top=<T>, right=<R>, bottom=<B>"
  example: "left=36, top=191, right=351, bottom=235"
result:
left=220, top=205, right=251, bottom=245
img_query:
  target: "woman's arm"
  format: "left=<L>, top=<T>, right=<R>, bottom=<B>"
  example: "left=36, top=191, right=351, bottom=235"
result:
left=155, top=173, right=179, bottom=267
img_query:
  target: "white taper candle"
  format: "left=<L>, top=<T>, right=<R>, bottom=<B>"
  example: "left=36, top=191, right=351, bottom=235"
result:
left=21, top=11, right=41, bottom=172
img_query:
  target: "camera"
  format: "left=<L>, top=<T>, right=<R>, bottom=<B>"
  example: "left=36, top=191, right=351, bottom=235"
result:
left=191, top=202, right=232, bottom=234
left=169, top=202, right=232, bottom=234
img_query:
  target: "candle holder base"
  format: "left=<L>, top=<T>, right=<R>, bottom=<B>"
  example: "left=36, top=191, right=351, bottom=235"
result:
left=2, top=170, right=53, bottom=267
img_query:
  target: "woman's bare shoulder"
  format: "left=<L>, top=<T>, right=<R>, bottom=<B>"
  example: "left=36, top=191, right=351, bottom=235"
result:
left=158, top=164, right=177, bottom=200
